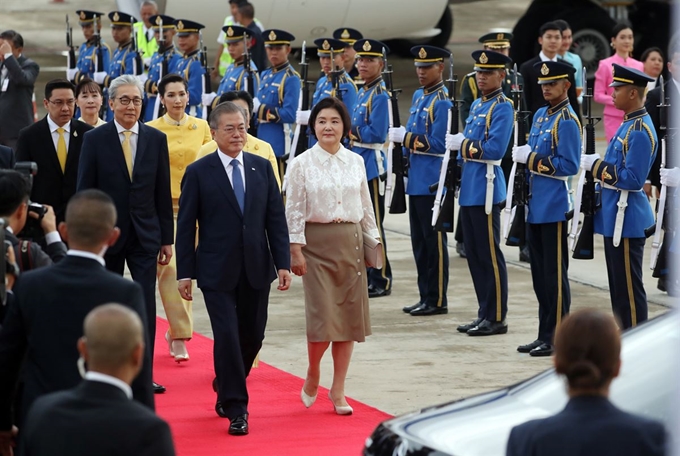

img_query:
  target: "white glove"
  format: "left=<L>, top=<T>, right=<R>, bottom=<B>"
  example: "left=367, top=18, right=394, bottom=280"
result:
left=202, top=92, right=218, bottom=107
left=660, top=167, right=680, bottom=188
left=296, top=109, right=311, bottom=125
left=143, top=57, right=151, bottom=67
left=512, top=144, right=532, bottom=164
left=66, top=68, right=77, bottom=81
left=93, top=71, right=107, bottom=84
left=388, top=126, right=406, bottom=143
left=137, top=73, right=149, bottom=84
left=445, top=132, right=466, bottom=151
left=580, top=154, right=599, bottom=171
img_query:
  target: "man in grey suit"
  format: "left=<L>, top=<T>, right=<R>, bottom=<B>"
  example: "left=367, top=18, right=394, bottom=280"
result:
left=0, top=30, right=39, bottom=149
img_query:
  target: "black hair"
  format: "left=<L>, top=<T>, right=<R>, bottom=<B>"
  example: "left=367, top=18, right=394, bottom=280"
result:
left=238, top=2, right=255, bottom=20
left=641, top=47, right=664, bottom=63
left=539, top=21, right=562, bottom=37
left=0, top=30, right=23, bottom=48
left=75, top=78, right=103, bottom=97
left=308, top=97, right=351, bottom=139
left=611, top=21, right=633, bottom=39
left=553, top=19, right=570, bottom=33
left=218, top=91, right=254, bottom=116
left=45, top=79, right=76, bottom=100
left=158, top=73, right=188, bottom=97
left=0, top=170, right=31, bottom=217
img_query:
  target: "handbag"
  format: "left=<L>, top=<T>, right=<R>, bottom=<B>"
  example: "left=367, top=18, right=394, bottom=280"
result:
left=363, top=233, right=383, bottom=269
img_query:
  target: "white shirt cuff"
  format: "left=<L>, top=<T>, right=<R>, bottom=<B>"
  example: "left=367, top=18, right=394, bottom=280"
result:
left=179, top=278, right=191, bottom=281
left=44, top=231, right=62, bottom=245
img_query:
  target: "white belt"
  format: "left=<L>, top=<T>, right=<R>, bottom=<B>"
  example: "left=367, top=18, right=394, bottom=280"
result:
left=529, top=171, right=568, bottom=181
left=602, top=183, right=642, bottom=247
left=352, top=142, right=383, bottom=150
left=352, top=142, right=385, bottom=195
left=466, top=158, right=501, bottom=214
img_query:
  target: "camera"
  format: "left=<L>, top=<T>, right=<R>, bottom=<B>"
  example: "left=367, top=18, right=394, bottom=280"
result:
left=13, top=161, right=45, bottom=242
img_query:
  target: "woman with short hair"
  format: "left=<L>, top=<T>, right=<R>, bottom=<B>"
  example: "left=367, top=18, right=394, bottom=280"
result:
left=75, top=79, right=106, bottom=127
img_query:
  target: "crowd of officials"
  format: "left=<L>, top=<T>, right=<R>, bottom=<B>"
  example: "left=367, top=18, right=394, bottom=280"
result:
left=0, top=0, right=674, bottom=454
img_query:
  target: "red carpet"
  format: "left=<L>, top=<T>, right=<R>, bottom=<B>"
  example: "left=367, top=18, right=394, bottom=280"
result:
left=153, top=318, right=392, bottom=456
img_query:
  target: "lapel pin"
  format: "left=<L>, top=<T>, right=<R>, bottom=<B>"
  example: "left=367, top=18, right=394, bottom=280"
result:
left=191, top=123, right=197, bottom=130
left=251, top=167, right=255, bottom=171
left=73, top=131, right=78, bottom=137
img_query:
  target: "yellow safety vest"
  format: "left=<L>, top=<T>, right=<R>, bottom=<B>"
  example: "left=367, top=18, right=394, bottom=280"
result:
left=134, top=22, right=159, bottom=61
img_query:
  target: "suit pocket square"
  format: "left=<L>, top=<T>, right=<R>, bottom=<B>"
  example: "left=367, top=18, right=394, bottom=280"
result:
left=363, top=233, right=383, bottom=269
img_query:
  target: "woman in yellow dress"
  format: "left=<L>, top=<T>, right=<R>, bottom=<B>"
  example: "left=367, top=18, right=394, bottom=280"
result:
left=147, top=73, right=211, bottom=362
left=75, top=79, right=107, bottom=127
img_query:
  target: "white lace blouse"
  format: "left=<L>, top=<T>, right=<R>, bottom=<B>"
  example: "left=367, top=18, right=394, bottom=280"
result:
left=285, top=143, right=380, bottom=245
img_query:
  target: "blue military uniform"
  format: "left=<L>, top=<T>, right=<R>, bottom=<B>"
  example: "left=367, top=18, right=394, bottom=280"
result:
left=334, top=28, right=363, bottom=84
left=588, top=65, right=658, bottom=329
left=398, top=46, right=452, bottom=315
left=73, top=11, right=111, bottom=84
left=143, top=15, right=182, bottom=122
left=256, top=29, right=301, bottom=181
left=521, top=61, right=581, bottom=353
left=458, top=50, right=513, bottom=332
left=174, top=19, right=206, bottom=119
left=214, top=25, right=260, bottom=102
left=350, top=38, right=392, bottom=296
left=309, top=38, right=358, bottom=148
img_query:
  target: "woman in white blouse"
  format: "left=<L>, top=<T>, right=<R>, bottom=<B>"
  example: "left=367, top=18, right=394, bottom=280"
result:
left=286, top=97, right=379, bottom=415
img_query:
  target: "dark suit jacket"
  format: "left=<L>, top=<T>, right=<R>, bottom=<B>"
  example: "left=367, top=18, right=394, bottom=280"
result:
left=176, top=151, right=290, bottom=291
left=0, top=255, right=154, bottom=431
left=506, top=396, right=666, bottom=456
left=15, top=117, right=94, bottom=223
left=519, top=55, right=582, bottom=125
left=0, top=55, right=39, bottom=141
left=76, top=121, right=173, bottom=255
left=0, top=145, right=14, bottom=169
left=21, top=380, right=175, bottom=456
left=645, top=80, right=678, bottom=188
left=5, top=229, right=67, bottom=271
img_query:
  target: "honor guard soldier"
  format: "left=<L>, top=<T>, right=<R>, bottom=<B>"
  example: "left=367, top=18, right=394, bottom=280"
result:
left=388, top=46, right=452, bottom=316
left=174, top=19, right=206, bottom=118
left=333, top=28, right=363, bottom=84
left=296, top=38, right=358, bottom=148
left=448, top=50, right=513, bottom=335
left=143, top=14, right=182, bottom=122
left=69, top=11, right=111, bottom=84
left=512, top=61, right=581, bottom=355
left=255, top=29, right=301, bottom=180
left=93, top=11, right=142, bottom=121
left=580, top=64, right=657, bottom=330
left=349, top=38, right=392, bottom=297
left=202, top=25, right=260, bottom=112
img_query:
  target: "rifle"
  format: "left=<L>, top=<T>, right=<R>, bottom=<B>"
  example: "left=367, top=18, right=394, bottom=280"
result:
left=242, top=34, right=255, bottom=98
left=430, top=53, right=459, bottom=232
left=93, top=14, right=107, bottom=119
left=649, top=75, right=670, bottom=269
left=130, top=18, right=143, bottom=76
left=66, top=15, right=76, bottom=71
left=503, top=64, right=530, bottom=246
left=151, top=17, right=166, bottom=120
left=569, top=68, right=601, bottom=259
left=282, top=41, right=311, bottom=193
left=384, top=48, right=407, bottom=214
left=199, top=31, right=211, bottom=120
left=330, top=48, right=344, bottom=102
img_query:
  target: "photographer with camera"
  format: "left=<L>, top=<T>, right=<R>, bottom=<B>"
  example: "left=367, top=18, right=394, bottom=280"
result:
left=0, top=170, right=67, bottom=273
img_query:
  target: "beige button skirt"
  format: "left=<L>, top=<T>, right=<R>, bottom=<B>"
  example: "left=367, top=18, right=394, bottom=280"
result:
left=301, top=222, right=372, bottom=342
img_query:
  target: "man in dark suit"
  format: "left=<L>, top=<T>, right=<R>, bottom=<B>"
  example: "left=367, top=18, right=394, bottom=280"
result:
left=20, top=304, right=176, bottom=456
left=519, top=21, right=581, bottom=125
left=0, top=145, right=13, bottom=169
left=15, top=79, right=93, bottom=224
left=0, top=190, right=154, bottom=451
left=77, top=74, right=173, bottom=393
left=0, top=31, right=39, bottom=149
left=176, top=102, right=291, bottom=435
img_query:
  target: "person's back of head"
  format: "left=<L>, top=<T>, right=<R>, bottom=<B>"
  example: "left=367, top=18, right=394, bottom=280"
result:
left=60, top=189, right=119, bottom=252
left=78, top=303, right=145, bottom=385
left=554, top=309, right=621, bottom=396
left=0, top=169, right=31, bottom=232
left=238, top=2, right=255, bottom=22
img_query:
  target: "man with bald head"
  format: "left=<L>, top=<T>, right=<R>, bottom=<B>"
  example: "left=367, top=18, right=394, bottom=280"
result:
left=21, top=304, right=176, bottom=456
left=0, top=190, right=154, bottom=453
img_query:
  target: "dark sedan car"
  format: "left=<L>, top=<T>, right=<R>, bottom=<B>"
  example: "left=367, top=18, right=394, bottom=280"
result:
left=364, top=311, right=677, bottom=456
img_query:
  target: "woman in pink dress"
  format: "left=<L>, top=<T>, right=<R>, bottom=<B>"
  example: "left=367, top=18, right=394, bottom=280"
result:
left=594, top=22, right=644, bottom=142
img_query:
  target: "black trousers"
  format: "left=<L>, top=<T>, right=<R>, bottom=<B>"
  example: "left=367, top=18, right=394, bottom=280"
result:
left=409, top=195, right=448, bottom=308
left=528, top=222, right=571, bottom=343
left=105, top=230, right=159, bottom=358
left=603, top=237, right=648, bottom=329
left=277, top=157, right=286, bottom=188
left=367, top=178, right=392, bottom=291
left=202, top=273, right=269, bottom=419
left=460, top=205, right=508, bottom=321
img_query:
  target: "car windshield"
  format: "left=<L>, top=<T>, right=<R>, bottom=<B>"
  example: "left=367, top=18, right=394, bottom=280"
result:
left=508, top=312, right=679, bottom=424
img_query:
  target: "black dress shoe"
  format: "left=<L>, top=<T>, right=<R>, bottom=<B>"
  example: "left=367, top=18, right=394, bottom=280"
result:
left=529, top=343, right=554, bottom=357
left=517, top=339, right=543, bottom=353
left=456, top=242, right=467, bottom=258
left=410, top=304, right=448, bottom=316
left=657, top=277, right=667, bottom=292
left=456, top=318, right=482, bottom=333
left=215, top=401, right=229, bottom=418
left=402, top=302, right=422, bottom=313
left=368, top=286, right=391, bottom=298
left=467, top=320, right=508, bottom=336
left=519, top=246, right=530, bottom=263
left=228, top=414, right=249, bottom=436
left=153, top=382, right=166, bottom=394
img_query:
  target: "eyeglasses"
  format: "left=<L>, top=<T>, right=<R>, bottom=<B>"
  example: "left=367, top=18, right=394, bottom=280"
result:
left=116, top=97, right=144, bottom=106
left=220, top=126, right=247, bottom=134
left=47, top=99, right=76, bottom=107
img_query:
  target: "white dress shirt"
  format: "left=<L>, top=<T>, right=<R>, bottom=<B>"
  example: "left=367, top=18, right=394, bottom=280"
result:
left=84, top=371, right=133, bottom=399
left=67, top=249, right=106, bottom=267
left=216, top=150, right=246, bottom=192
left=47, top=115, right=71, bottom=153
left=113, top=119, right=139, bottom=164
left=539, top=51, right=558, bottom=62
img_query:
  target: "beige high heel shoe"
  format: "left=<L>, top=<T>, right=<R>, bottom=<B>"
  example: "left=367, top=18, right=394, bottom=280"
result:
left=328, top=391, right=353, bottom=415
